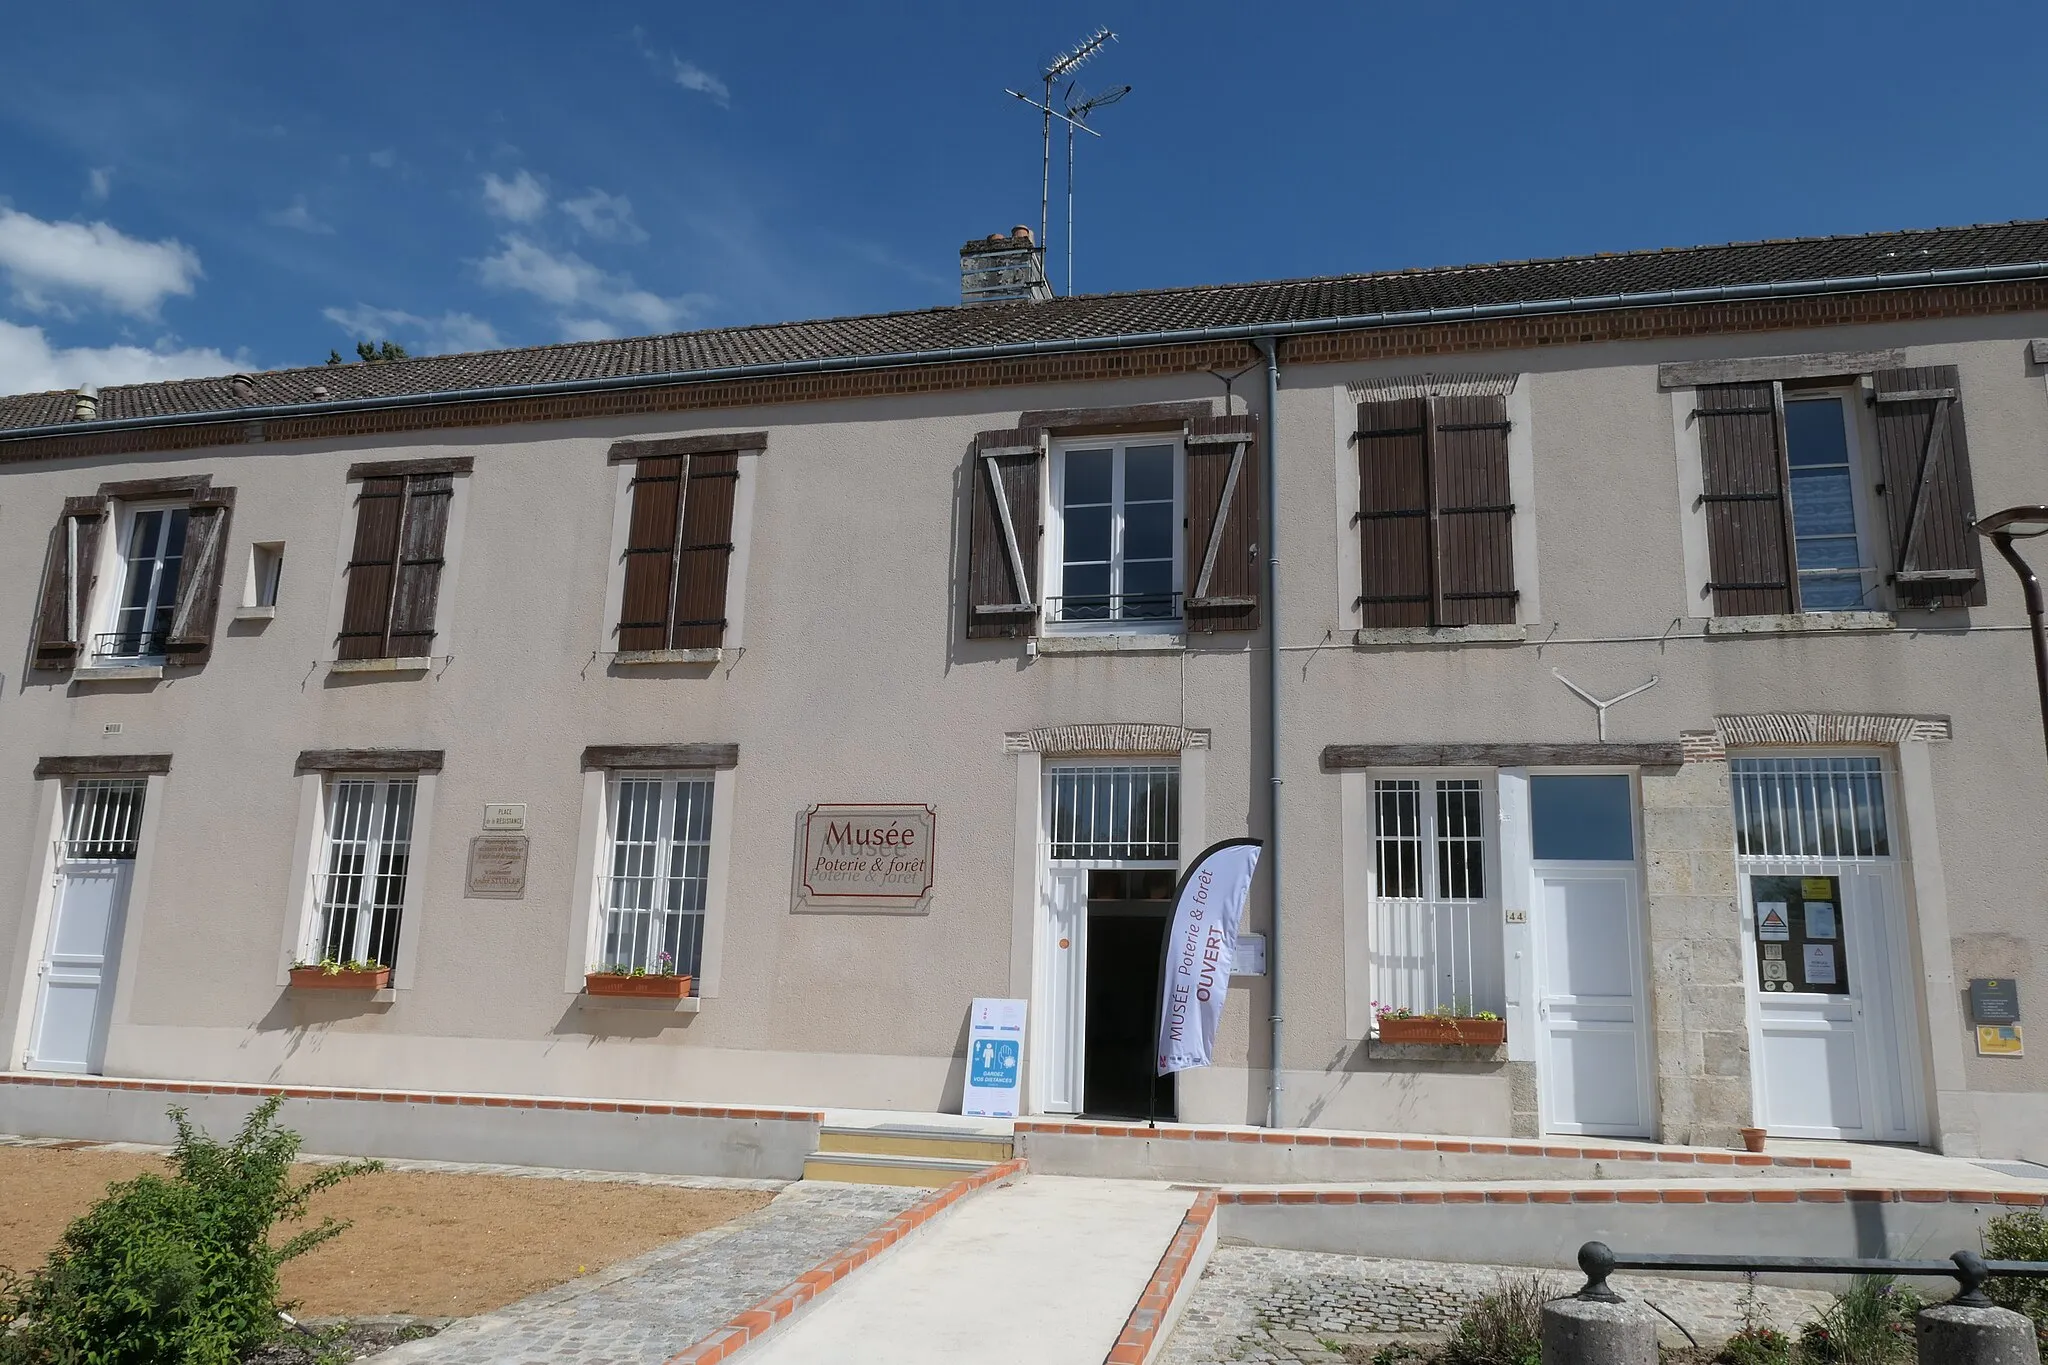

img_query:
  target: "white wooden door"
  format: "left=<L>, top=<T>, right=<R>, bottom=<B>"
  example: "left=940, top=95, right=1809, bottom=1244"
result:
left=1534, top=867, right=1653, bottom=1136
left=29, top=858, right=134, bottom=1074
left=1036, top=867, right=1088, bottom=1114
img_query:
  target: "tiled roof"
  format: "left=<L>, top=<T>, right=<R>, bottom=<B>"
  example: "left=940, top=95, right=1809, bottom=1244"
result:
left=7, top=218, right=2048, bottom=434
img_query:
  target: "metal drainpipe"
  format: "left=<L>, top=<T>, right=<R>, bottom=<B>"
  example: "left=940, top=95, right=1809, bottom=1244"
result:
left=1255, top=336, right=1284, bottom=1129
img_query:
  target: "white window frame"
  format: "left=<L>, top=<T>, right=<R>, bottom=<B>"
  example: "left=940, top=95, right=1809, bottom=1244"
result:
left=1782, top=389, right=1885, bottom=613
left=1044, top=437, right=1185, bottom=635
left=90, top=499, right=191, bottom=663
left=304, top=774, right=417, bottom=970
left=590, top=770, right=716, bottom=988
left=239, top=541, right=284, bottom=617
left=320, top=473, right=470, bottom=666
left=597, top=440, right=763, bottom=659
left=276, top=770, right=436, bottom=989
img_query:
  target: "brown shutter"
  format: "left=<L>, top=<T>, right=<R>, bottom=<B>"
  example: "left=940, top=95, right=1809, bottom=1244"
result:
left=965, top=428, right=1042, bottom=640
left=618, top=456, right=682, bottom=652
left=31, top=496, right=109, bottom=666
left=1696, top=382, right=1798, bottom=616
left=1356, top=399, right=1433, bottom=627
left=1431, top=395, right=1517, bottom=626
left=1184, top=414, right=1261, bottom=632
left=165, top=486, right=235, bottom=663
left=337, top=476, right=405, bottom=660
left=1872, top=365, right=1986, bottom=607
left=388, top=472, right=453, bottom=657
left=671, top=451, right=739, bottom=649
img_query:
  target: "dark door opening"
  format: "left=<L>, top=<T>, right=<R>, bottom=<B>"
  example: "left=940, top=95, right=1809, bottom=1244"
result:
left=1083, top=869, right=1177, bottom=1121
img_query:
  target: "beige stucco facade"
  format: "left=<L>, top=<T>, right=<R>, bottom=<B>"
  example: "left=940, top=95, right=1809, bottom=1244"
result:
left=4, top=303, right=2046, bottom=1155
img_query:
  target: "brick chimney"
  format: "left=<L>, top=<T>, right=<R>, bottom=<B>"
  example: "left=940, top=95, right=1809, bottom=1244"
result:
left=960, top=225, right=1051, bottom=306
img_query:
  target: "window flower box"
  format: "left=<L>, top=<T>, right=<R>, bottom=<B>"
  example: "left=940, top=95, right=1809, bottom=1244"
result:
left=584, top=972, right=693, bottom=1000
left=290, top=964, right=390, bottom=991
left=1375, top=1014, right=1505, bottom=1047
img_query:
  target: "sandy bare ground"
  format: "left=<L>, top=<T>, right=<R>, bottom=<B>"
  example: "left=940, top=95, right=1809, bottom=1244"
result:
left=0, top=1145, right=772, bottom=1318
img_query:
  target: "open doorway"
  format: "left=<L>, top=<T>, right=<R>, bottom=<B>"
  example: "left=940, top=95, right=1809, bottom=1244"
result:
left=1084, top=869, right=1176, bottom=1121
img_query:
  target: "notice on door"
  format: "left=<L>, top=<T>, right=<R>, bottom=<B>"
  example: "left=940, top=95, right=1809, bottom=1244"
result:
left=794, top=804, right=937, bottom=914
left=1757, top=903, right=1791, bottom=941
left=963, top=997, right=1026, bottom=1117
left=1750, top=876, right=1849, bottom=995
left=1802, top=943, right=1838, bottom=986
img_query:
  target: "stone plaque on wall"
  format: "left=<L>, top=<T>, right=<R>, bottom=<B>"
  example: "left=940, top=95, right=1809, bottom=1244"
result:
left=465, top=835, right=529, bottom=899
left=794, top=804, right=936, bottom=913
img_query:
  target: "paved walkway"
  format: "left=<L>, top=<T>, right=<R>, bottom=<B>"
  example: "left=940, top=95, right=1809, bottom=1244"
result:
left=744, top=1175, right=1195, bottom=1365
left=1160, top=1246, right=1834, bottom=1364
left=379, top=1182, right=926, bottom=1365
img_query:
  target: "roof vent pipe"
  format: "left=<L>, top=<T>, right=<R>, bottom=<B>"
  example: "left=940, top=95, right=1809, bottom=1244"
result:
left=230, top=373, right=257, bottom=404
left=72, top=385, right=98, bottom=422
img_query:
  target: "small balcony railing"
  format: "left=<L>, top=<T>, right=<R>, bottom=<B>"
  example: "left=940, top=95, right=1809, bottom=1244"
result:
left=1044, top=591, right=1182, bottom=625
left=92, top=629, right=171, bottom=661
left=1369, top=898, right=1506, bottom=1023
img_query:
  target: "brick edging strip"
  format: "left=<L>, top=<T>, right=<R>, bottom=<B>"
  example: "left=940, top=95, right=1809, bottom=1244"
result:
left=1217, top=1185, right=2045, bottom=1207
left=1013, top=1119, right=1851, bottom=1171
left=1104, top=1191, right=1218, bottom=1365
left=0, top=1073, right=821, bottom=1124
left=663, top=1157, right=1028, bottom=1364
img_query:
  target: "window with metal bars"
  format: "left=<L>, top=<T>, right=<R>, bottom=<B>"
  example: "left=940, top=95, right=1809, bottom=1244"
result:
left=1731, top=756, right=1890, bottom=859
left=309, top=776, right=415, bottom=969
left=1047, top=764, right=1179, bottom=862
left=1369, top=775, right=1501, bottom=1018
left=62, top=779, right=146, bottom=859
left=1373, top=778, right=1485, bottom=902
left=598, top=772, right=714, bottom=981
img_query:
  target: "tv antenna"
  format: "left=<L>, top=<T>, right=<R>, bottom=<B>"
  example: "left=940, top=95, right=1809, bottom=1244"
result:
left=1058, top=81, right=1131, bottom=294
left=1005, top=27, right=1117, bottom=293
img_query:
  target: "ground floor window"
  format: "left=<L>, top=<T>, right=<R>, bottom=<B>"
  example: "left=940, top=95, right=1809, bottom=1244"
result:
left=1732, top=755, right=1889, bottom=858
left=1369, top=772, right=1502, bottom=1020
left=599, top=772, right=713, bottom=980
left=1047, top=763, right=1179, bottom=862
left=310, top=776, right=414, bottom=970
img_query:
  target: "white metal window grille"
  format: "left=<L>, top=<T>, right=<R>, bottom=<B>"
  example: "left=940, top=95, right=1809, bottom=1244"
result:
left=1048, top=764, right=1179, bottom=862
left=63, top=779, right=146, bottom=859
left=600, top=773, right=713, bottom=980
left=1370, top=775, right=1502, bottom=1019
left=100, top=506, right=189, bottom=659
left=1732, top=756, right=1890, bottom=859
left=310, top=776, right=415, bottom=969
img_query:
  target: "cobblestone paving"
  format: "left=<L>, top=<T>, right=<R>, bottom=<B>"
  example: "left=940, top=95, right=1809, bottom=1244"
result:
left=376, top=1182, right=927, bottom=1365
left=1160, top=1246, right=1835, bottom=1365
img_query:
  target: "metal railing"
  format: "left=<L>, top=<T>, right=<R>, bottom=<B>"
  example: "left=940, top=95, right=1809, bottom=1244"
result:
left=1369, top=898, right=1506, bottom=1021
left=92, top=629, right=171, bottom=660
left=594, top=873, right=705, bottom=979
left=1573, top=1240, right=2048, bottom=1309
left=306, top=871, right=403, bottom=971
left=1044, top=591, right=1181, bottom=624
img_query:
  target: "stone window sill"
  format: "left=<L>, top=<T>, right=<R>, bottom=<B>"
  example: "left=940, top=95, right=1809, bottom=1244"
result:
left=1365, top=1039, right=1507, bottom=1064
left=329, top=656, right=432, bottom=675
left=72, top=663, right=165, bottom=681
left=233, top=605, right=277, bottom=621
left=1354, top=624, right=1527, bottom=647
left=577, top=993, right=702, bottom=1012
left=612, top=648, right=722, bottom=666
left=1704, top=612, right=1895, bottom=636
left=1034, top=633, right=1185, bottom=656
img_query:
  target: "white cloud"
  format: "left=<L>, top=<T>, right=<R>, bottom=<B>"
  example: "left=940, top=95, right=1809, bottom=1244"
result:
left=477, top=234, right=700, bottom=334
left=561, top=188, right=647, bottom=244
left=670, top=58, right=730, bottom=105
left=323, top=303, right=502, bottom=355
left=0, top=319, right=241, bottom=396
left=367, top=148, right=398, bottom=170
left=264, top=195, right=333, bottom=235
left=85, top=167, right=113, bottom=203
left=0, top=207, right=201, bottom=319
left=482, top=169, right=548, bottom=223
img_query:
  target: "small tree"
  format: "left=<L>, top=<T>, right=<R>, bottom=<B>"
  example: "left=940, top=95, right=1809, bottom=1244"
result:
left=0, top=1096, right=376, bottom=1364
left=326, top=340, right=410, bottom=365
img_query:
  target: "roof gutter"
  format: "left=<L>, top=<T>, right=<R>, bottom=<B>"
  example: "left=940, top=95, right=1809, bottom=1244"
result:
left=9, top=257, right=2048, bottom=445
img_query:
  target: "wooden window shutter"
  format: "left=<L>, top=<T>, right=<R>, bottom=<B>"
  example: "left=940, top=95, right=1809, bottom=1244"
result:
left=1871, top=365, right=1986, bottom=607
left=1356, top=396, right=1516, bottom=627
left=337, top=473, right=454, bottom=660
left=965, top=427, right=1042, bottom=640
left=32, top=495, right=110, bottom=666
left=1695, top=382, right=1798, bottom=616
left=165, top=486, right=235, bottom=664
left=616, top=451, right=740, bottom=651
left=1184, top=414, right=1261, bottom=632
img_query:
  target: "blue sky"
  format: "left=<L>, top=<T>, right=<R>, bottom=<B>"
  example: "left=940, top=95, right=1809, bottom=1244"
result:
left=1, top=1, right=2043, bottom=396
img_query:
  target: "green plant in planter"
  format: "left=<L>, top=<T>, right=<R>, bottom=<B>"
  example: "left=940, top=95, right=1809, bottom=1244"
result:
left=0, top=1095, right=376, bottom=1365
left=1982, top=1206, right=2048, bottom=1333
left=594, top=951, right=682, bottom=979
left=289, top=957, right=385, bottom=975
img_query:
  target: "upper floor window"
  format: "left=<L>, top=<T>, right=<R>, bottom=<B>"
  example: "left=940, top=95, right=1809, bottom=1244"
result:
left=1783, top=396, right=1875, bottom=610
left=1048, top=439, right=1182, bottom=629
left=1355, top=395, right=1517, bottom=629
left=337, top=462, right=463, bottom=661
left=97, top=504, right=189, bottom=661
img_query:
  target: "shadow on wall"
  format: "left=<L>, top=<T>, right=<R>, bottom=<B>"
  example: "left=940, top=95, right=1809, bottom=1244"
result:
left=551, top=1001, right=699, bottom=1042
left=252, top=989, right=393, bottom=1082
left=1294, top=1038, right=1505, bottom=1131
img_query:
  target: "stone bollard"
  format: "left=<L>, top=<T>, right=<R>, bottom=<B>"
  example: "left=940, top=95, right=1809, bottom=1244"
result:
left=1540, top=1297, right=1659, bottom=1365
left=1916, top=1303, right=2041, bottom=1365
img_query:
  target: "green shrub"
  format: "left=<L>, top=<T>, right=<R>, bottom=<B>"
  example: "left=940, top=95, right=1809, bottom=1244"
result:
left=1718, top=1324, right=1792, bottom=1365
left=0, top=1096, right=375, bottom=1365
left=1983, top=1207, right=2048, bottom=1330
left=1440, top=1276, right=1552, bottom=1365
left=1794, top=1275, right=1918, bottom=1365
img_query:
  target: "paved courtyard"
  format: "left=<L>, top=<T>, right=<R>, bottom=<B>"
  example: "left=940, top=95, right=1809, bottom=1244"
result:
left=1159, top=1245, right=1836, bottom=1364
left=378, top=1181, right=926, bottom=1365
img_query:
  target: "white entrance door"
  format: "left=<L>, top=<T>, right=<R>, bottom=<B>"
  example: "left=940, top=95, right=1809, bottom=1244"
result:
left=28, top=778, right=147, bottom=1075
left=1733, top=756, right=1922, bottom=1143
left=1036, top=867, right=1088, bottom=1114
left=1534, top=867, right=1654, bottom=1136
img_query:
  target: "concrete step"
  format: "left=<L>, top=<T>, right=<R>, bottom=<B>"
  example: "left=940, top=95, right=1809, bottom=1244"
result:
left=817, top=1125, right=1015, bottom=1164
left=801, top=1150, right=998, bottom=1187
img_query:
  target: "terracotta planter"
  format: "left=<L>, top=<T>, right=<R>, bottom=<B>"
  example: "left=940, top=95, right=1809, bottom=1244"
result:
left=290, top=965, right=390, bottom=991
left=584, top=972, right=693, bottom=999
left=1739, top=1126, right=1768, bottom=1153
left=1376, top=1015, right=1507, bottom=1047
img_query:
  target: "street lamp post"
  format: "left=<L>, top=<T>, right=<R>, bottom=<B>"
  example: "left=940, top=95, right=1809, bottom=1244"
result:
left=1974, top=505, right=2048, bottom=766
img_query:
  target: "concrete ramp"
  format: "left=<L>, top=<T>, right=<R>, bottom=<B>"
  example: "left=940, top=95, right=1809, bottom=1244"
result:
left=743, top=1175, right=1194, bottom=1365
